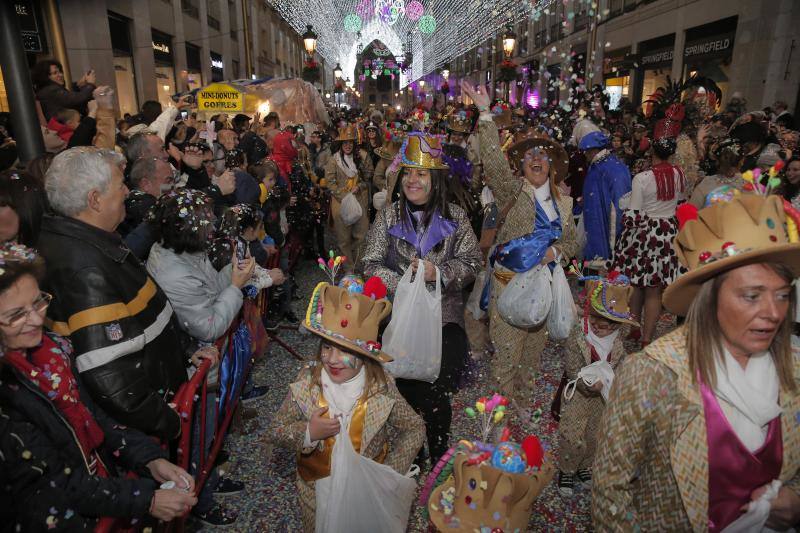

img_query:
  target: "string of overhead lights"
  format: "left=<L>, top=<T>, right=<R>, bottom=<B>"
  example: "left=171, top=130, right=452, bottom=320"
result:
left=267, top=0, right=555, bottom=83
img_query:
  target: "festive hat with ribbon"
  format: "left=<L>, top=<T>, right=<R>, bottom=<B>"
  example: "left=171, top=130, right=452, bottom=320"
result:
left=583, top=273, right=640, bottom=327
left=305, top=280, right=393, bottom=363
left=663, top=194, right=800, bottom=315
left=399, top=132, right=449, bottom=170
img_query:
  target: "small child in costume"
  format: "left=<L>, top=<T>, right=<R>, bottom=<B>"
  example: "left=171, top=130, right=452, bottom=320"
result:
left=557, top=273, right=637, bottom=496
left=269, top=278, right=425, bottom=532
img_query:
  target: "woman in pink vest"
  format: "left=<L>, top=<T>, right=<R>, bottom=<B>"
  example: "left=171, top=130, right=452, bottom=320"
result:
left=592, top=195, right=800, bottom=531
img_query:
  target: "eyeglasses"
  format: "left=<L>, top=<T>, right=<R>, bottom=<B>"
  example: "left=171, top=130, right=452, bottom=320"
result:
left=0, top=291, right=52, bottom=328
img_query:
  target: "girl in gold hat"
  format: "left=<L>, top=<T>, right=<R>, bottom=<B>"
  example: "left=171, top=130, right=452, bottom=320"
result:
left=269, top=280, right=424, bottom=532
left=323, top=124, right=374, bottom=269
left=362, top=132, right=482, bottom=464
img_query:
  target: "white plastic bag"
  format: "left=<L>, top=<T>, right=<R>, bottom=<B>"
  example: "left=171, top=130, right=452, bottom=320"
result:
left=563, top=360, right=615, bottom=402
left=721, top=479, right=782, bottom=533
left=372, top=190, right=387, bottom=210
left=496, top=265, right=552, bottom=328
left=383, top=263, right=443, bottom=383
left=339, top=193, right=363, bottom=226
left=547, top=263, right=575, bottom=340
left=466, top=271, right=487, bottom=320
left=316, top=420, right=417, bottom=533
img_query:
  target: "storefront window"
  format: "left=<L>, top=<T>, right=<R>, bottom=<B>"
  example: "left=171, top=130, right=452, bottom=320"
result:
left=605, top=76, right=630, bottom=110
left=113, top=57, right=138, bottom=116
left=155, top=67, right=176, bottom=109
left=682, top=17, right=737, bottom=109
left=642, top=69, right=670, bottom=101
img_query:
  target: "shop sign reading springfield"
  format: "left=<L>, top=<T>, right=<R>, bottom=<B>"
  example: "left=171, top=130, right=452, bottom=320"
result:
left=684, top=33, right=735, bottom=60
left=197, top=83, right=244, bottom=112
left=640, top=48, right=673, bottom=68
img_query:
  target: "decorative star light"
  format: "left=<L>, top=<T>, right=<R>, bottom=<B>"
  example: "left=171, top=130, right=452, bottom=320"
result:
left=406, top=0, right=424, bottom=21
left=417, top=14, right=436, bottom=34
left=343, top=14, right=363, bottom=32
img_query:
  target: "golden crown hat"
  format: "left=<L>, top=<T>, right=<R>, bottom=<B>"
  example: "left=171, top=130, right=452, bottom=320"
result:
left=375, top=136, right=405, bottom=161
left=337, top=124, right=358, bottom=142
left=663, top=194, right=800, bottom=315
left=399, top=133, right=449, bottom=170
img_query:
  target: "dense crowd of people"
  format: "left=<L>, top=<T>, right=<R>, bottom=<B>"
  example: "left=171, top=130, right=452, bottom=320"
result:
left=0, top=57, right=799, bottom=531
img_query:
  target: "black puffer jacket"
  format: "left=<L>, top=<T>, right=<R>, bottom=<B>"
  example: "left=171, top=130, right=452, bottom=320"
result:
left=0, top=347, right=166, bottom=532
left=37, top=215, right=188, bottom=440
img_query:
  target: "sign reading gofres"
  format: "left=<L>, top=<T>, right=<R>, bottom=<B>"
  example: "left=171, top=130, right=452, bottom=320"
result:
left=197, top=82, right=244, bottom=112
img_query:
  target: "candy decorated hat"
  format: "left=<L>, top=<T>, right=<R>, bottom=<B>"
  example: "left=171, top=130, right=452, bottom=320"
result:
left=663, top=194, right=800, bottom=315
left=399, top=132, right=449, bottom=170
left=582, top=272, right=640, bottom=327
left=424, top=394, right=554, bottom=532
left=305, top=279, right=393, bottom=363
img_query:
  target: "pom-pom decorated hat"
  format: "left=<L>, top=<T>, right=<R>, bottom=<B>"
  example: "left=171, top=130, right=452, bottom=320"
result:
left=663, top=194, right=800, bottom=315
left=506, top=130, right=569, bottom=183
left=399, top=132, right=449, bottom=170
left=305, top=281, right=393, bottom=363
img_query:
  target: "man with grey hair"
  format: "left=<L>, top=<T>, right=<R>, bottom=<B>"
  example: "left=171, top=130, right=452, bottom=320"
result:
left=38, top=147, right=190, bottom=441
left=774, top=100, right=795, bottom=130
left=118, top=156, right=176, bottom=236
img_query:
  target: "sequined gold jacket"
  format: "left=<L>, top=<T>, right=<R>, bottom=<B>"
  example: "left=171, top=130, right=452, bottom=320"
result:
left=592, top=327, right=800, bottom=532
left=362, top=201, right=482, bottom=327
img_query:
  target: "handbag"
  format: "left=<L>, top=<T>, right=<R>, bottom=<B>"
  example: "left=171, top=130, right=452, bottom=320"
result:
left=382, top=262, right=443, bottom=383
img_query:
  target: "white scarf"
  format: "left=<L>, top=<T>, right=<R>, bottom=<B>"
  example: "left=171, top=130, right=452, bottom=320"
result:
left=591, top=148, right=611, bottom=165
left=321, top=365, right=366, bottom=422
left=585, top=322, right=620, bottom=362
left=334, top=151, right=358, bottom=179
left=524, top=180, right=558, bottom=221
left=713, top=348, right=782, bottom=452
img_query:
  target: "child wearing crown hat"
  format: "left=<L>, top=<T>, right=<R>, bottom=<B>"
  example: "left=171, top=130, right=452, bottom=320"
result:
left=268, top=279, right=425, bottom=532
left=556, top=272, right=637, bottom=497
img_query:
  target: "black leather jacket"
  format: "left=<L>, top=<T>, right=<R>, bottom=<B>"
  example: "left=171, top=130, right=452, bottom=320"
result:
left=0, top=339, right=166, bottom=531
left=37, top=215, right=188, bottom=440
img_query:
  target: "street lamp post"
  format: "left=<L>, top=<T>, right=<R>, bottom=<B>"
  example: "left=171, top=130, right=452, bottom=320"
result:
left=302, top=24, right=318, bottom=57
left=502, top=25, right=517, bottom=102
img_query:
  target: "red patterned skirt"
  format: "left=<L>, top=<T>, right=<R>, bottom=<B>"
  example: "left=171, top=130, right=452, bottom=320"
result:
left=610, top=211, right=683, bottom=287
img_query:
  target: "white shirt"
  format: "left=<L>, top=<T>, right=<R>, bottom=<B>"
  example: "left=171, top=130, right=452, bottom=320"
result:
left=524, top=180, right=558, bottom=221
left=628, top=167, right=686, bottom=218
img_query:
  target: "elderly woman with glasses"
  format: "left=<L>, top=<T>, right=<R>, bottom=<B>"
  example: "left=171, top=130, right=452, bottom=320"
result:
left=0, top=243, right=198, bottom=530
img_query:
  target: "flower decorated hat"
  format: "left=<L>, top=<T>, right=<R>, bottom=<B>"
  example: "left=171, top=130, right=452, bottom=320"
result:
left=399, top=132, right=449, bottom=170
left=663, top=194, right=800, bottom=315
left=305, top=278, right=393, bottom=363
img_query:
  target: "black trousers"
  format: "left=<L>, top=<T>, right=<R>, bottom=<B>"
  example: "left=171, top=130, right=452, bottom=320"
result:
left=396, top=322, right=469, bottom=464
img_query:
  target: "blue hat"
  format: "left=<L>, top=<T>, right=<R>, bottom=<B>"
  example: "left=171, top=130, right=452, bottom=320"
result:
left=578, top=131, right=610, bottom=151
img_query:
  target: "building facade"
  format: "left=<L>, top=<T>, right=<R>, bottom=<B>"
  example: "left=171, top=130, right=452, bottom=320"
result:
left=2, top=0, right=320, bottom=115
left=439, top=0, right=800, bottom=115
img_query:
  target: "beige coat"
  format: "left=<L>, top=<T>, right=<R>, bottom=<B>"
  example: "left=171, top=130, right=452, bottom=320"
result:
left=324, top=150, right=374, bottom=264
left=269, top=365, right=425, bottom=531
left=592, top=327, right=800, bottom=531
left=476, top=116, right=578, bottom=404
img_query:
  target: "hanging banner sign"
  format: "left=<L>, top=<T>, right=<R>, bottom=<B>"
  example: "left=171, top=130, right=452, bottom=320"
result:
left=197, top=82, right=244, bottom=112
